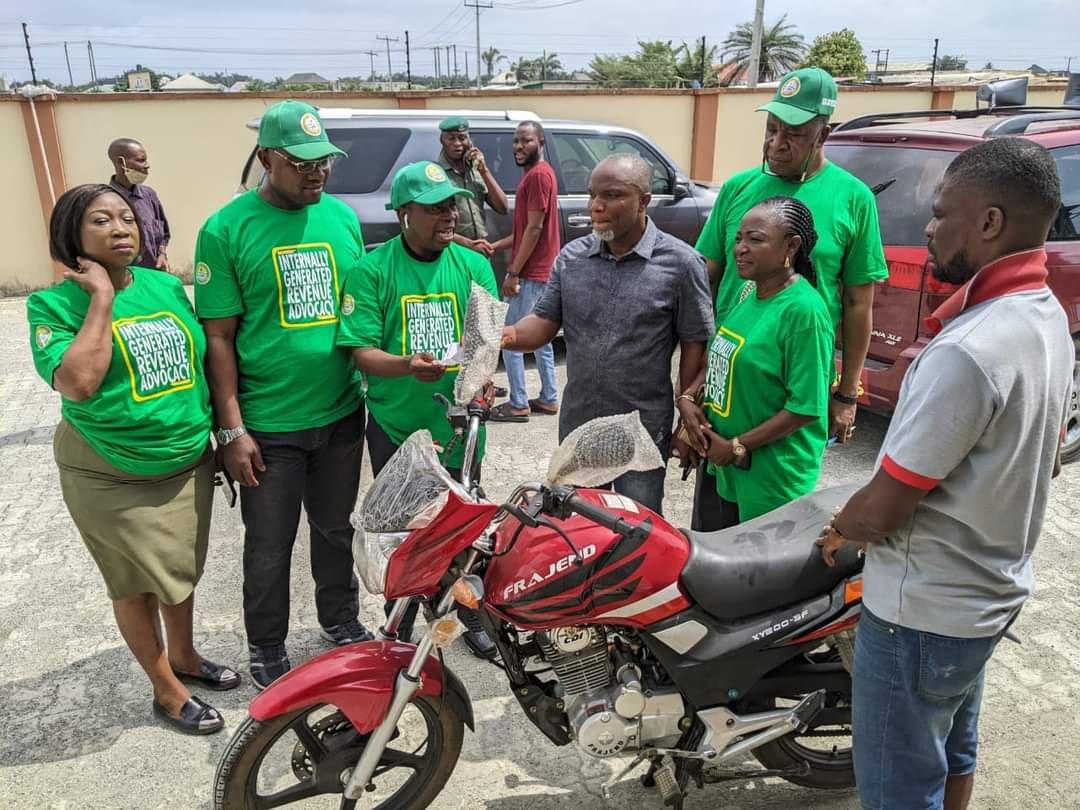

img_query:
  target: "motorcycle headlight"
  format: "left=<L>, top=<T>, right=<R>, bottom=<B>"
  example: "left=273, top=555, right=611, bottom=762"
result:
left=353, top=530, right=410, bottom=595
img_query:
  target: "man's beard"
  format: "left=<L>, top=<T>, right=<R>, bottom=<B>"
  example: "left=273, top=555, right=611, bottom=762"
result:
left=931, top=249, right=977, bottom=285
left=593, top=228, right=615, bottom=242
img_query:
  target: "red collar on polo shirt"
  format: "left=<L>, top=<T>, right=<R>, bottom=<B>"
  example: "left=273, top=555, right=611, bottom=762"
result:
left=923, top=247, right=1049, bottom=337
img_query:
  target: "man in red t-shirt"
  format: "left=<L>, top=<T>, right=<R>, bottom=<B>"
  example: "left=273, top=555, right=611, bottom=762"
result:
left=490, top=120, right=561, bottom=422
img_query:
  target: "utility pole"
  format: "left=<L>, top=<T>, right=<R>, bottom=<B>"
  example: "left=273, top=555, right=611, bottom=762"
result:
left=700, top=35, right=707, bottom=85
left=464, top=50, right=470, bottom=82
left=63, top=41, right=74, bottom=87
left=930, top=37, right=940, bottom=88
left=452, top=44, right=459, bottom=79
left=542, top=49, right=547, bottom=81
left=445, top=45, right=452, bottom=86
left=1067, top=56, right=1073, bottom=74
left=870, top=48, right=890, bottom=80
left=88, top=41, right=98, bottom=86
left=404, top=30, right=412, bottom=89
left=465, top=0, right=493, bottom=90
left=747, top=0, right=765, bottom=89
left=21, top=23, right=38, bottom=85
left=377, top=34, right=399, bottom=85
left=362, top=50, right=378, bottom=82
left=432, top=48, right=441, bottom=86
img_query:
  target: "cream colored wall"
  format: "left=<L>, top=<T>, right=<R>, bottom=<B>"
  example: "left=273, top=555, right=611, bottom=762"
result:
left=53, top=95, right=399, bottom=276
left=710, top=88, right=942, bottom=182
left=426, top=93, right=696, bottom=174
left=0, top=104, right=55, bottom=290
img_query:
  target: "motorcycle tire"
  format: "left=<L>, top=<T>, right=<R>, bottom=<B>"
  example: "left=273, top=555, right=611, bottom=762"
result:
left=214, top=695, right=464, bottom=810
left=750, top=702, right=854, bottom=790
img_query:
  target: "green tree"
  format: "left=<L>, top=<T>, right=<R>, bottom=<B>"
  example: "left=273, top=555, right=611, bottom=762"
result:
left=982, top=61, right=994, bottom=70
left=481, top=46, right=507, bottom=78
left=589, top=40, right=688, bottom=88
left=722, top=13, right=807, bottom=82
left=937, top=55, right=968, bottom=70
left=802, top=29, right=866, bottom=79
left=676, top=39, right=722, bottom=86
left=514, top=52, right=564, bottom=81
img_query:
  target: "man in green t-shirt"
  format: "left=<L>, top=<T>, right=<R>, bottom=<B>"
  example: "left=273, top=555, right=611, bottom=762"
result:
left=194, top=100, right=370, bottom=690
left=336, top=160, right=498, bottom=654
left=695, top=67, right=887, bottom=444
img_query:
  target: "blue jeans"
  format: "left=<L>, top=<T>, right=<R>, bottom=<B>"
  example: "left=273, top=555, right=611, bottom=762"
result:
left=502, top=279, right=558, bottom=410
left=612, top=467, right=666, bottom=515
left=852, top=606, right=1003, bottom=810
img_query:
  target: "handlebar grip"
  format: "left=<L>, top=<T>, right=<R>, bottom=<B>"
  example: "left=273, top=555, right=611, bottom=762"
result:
left=565, top=493, right=635, bottom=537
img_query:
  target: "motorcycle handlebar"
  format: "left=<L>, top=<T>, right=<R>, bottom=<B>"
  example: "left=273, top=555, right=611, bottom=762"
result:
left=556, top=487, right=649, bottom=541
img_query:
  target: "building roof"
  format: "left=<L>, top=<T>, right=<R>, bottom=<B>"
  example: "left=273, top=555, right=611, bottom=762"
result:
left=284, top=72, right=331, bottom=85
left=160, top=73, right=223, bottom=92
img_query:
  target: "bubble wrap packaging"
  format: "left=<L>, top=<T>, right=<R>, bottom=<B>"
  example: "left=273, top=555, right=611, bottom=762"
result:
left=453, top=282, right=509, bottom=405
left=546, top=411, right=663, bottom=488
left=352, top=430, right=465, bottom=593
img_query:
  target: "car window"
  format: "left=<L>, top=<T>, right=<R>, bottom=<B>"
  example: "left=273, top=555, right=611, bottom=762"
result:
left=323, top=128, right=410, bottom=195
left=549, top=133, right=673, bottom=196
left=466, top=131, right=521, bottom=194
left=826, top=144, right=956, bottom=246
left=1050, top=145, right=1080, bottom=241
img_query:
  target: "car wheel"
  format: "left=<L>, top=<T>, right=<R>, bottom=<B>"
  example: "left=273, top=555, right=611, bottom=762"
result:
left=1062, top=336, right=1080, bottom=465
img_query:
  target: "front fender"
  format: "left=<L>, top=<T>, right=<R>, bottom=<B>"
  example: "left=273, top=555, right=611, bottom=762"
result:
left=249, top=641, right=474, bottom=734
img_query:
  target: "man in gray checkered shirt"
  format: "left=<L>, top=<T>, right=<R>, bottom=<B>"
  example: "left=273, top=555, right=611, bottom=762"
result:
left=501, top=154, right=714, bottom=514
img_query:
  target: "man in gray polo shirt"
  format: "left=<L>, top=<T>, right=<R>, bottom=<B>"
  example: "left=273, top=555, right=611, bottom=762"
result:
left=819, top=138, right=1073, bottom=810
left=501, top=154, right=714, bottom=513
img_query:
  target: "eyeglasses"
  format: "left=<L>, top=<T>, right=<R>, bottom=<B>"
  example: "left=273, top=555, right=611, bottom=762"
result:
left=273, top=150, right=340, bottom=174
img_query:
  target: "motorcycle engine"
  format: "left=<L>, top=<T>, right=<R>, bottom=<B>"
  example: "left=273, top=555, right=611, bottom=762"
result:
left=536, top=626, right=686, bottom=758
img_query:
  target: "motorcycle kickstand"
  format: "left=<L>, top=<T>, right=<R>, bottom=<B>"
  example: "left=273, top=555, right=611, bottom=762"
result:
left=703, top=760, right=812, bottom=783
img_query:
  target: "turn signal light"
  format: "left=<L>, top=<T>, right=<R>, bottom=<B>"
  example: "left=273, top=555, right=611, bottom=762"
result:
left=429, top=615, right=466, bottom=649
left=451, top=574, right=485, bottom=609
left=844, top=578, right=864, bottom=604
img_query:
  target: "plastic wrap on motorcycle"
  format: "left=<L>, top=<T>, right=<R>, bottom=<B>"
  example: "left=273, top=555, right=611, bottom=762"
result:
left=248, top=641, right=474, bottom=734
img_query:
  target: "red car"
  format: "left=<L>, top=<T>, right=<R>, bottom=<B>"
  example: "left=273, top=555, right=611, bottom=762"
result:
left=825, top=106, right=1080, bottom=460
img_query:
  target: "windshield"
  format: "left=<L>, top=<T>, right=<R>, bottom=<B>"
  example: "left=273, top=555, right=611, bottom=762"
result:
left=826, top=144, right=957, bottom=246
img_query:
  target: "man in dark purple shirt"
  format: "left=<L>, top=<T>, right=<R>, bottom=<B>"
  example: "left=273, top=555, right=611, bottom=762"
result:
left=108, top=138, right=171, bottom=271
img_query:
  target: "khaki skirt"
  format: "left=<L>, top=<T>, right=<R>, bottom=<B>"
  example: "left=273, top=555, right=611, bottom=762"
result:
left=54, top=420, right=213, bottom=604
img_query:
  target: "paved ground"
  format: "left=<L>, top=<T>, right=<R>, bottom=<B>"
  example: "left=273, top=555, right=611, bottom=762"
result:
left=1, top=291, right=1079, bottom=810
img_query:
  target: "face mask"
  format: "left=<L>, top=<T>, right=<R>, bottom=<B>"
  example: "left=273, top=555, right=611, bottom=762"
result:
left=119, top=158, right=148, bottom=185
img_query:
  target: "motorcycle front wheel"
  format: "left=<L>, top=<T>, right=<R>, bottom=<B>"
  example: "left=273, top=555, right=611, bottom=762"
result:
left=214, top=695, right=464, bottom=810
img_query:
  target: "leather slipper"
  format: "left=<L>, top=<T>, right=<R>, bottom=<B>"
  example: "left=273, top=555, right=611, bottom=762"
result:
left=489, top=402, right=530, bottom=422
left=172, top=659, right=241, bottom=691
left=152, top=696, right=224, bottom=735
left=528, top=398, right=558, bottom=415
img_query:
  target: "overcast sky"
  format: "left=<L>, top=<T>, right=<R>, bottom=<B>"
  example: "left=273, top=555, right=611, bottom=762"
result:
left=3, top=0, right=1079, bottom=84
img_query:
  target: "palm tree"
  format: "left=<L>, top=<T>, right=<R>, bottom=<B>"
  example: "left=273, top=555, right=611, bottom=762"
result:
left=481, top=46, right=507, bottom=78
left=722, top=14, right=807, bottom=83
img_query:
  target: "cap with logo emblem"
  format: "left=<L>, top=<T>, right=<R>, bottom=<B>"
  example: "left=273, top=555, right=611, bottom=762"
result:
left=439, top=115, right=470, bottom=132
left=257, top=100, right=346, bottom=160
left=756, top=67, right=838, bottom=126
left=385, top=161, right=476, bottom=210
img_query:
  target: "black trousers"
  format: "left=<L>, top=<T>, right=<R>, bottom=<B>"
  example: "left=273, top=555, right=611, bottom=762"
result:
left=239, top=406, right=365, bottom=647
left=690, top=460, right=741, bottom=532
left=366, top=416, right=479, bottom=641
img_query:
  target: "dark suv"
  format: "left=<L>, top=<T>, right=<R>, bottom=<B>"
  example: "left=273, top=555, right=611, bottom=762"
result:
left=239, top=108, right=719, bottom=279
left=825, top=106, right=1080, bottom=461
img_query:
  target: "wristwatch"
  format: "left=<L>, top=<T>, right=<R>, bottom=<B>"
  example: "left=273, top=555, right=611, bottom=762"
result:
left=216, top=425, right=247, bottom=446
left=731, top=436, right=748, bottom=458
left=833, top=391, right=858, bottom=405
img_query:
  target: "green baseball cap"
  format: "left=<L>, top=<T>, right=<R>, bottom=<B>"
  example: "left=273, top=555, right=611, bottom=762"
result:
left=257, top=100, right=346, bottom=160
left=757, top=67, right=838, bottom=126
left=439, top=115, right=470, bottom=132
left=386, top=161, right=476, bottom=210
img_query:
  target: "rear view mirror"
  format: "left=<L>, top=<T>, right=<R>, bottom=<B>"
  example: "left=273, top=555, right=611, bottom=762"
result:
left=673, top=180, right=691, bottom=200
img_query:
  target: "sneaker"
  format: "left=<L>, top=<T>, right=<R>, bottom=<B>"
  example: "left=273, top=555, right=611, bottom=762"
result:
left=320, top=619, right=374, bottom=647
left=457, top=606, right=498, bottom=660
left=248, top=644, right=290, bottom=691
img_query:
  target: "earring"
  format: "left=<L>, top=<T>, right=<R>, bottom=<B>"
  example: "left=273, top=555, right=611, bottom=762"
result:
left=784, top=256, right=791, bottom=269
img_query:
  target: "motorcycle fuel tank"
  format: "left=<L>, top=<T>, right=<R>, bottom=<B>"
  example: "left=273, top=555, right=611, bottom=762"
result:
left=485, top=489, right=691, bottom=630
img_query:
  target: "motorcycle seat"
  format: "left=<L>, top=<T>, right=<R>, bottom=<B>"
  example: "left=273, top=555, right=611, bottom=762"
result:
left=680, top=484, right=864, bottom=623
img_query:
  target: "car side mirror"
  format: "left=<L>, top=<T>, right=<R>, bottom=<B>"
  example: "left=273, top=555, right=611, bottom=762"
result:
left=673, top=179, right=691, bottom=200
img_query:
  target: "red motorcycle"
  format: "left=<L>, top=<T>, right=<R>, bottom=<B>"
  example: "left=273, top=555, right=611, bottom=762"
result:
left=214, top=288, right=863, bottom=809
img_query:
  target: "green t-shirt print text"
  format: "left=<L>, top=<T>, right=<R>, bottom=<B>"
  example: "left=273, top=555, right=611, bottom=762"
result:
left=273, top=241, right=340, bottom=327
left=703, top=326, right=745, bottom=419
left=402, top=293, right=461, bottom=360
left=113, top=312, right=197, bottom=401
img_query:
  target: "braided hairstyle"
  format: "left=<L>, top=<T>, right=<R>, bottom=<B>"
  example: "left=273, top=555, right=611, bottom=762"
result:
left=756, top=196, right=818, bottom=288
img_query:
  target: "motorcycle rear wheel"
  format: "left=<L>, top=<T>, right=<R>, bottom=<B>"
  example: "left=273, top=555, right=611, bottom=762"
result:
left=750, top=696, right=854, bottom=790
left=214, top=695, right=464, bottom=810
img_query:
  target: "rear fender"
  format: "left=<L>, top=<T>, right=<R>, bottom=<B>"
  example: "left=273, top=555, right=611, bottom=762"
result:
left=248, top=641, right=474, bottom=733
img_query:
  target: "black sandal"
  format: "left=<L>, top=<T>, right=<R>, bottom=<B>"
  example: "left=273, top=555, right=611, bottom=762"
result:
left=152, top=696, right=224, bottom=735
left=172, top=659, right=241, bottom=691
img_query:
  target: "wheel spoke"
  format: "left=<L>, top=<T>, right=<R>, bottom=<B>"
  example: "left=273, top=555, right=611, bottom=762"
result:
left=379, top=746, right=426, bottom=771
left=293, top=718, right=329, bottom=764
left=255, top=780, right=323, bottom=809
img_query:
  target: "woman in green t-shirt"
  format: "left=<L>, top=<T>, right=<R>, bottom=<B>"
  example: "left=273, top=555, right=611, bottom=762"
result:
left=677, top=197, right=833, bottom=528
left=26, top=184, right=236, bottom=735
